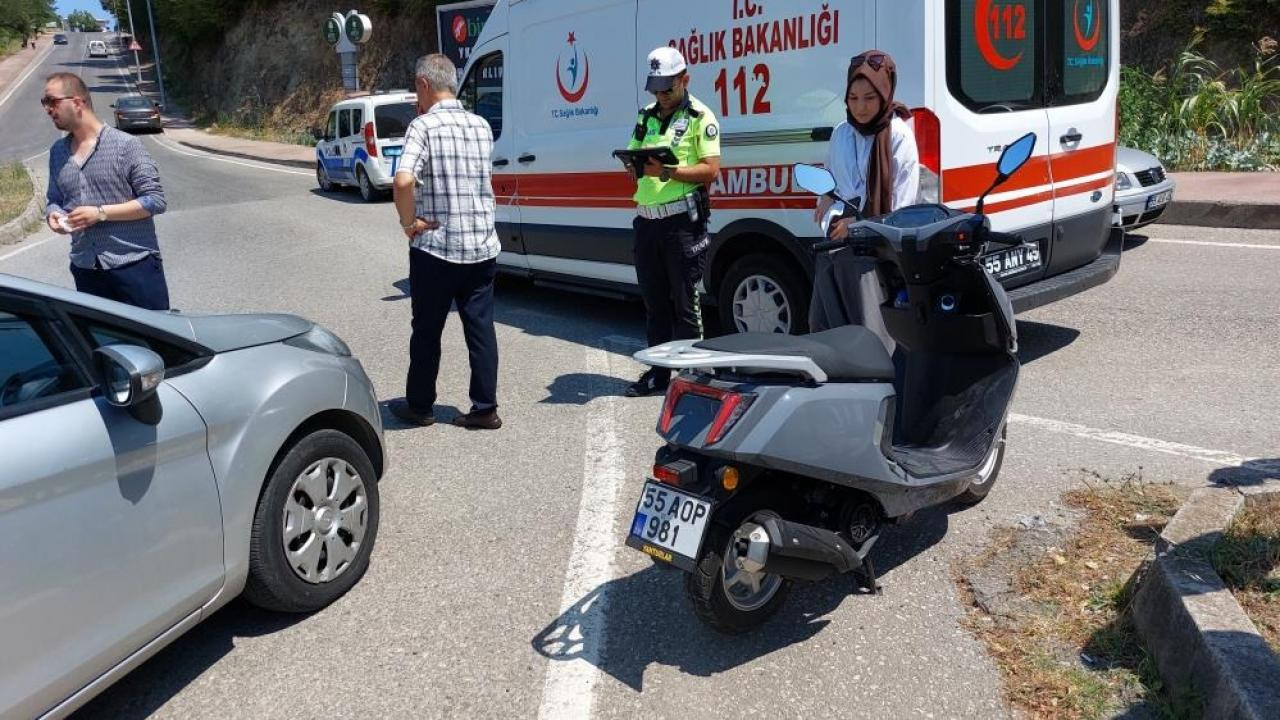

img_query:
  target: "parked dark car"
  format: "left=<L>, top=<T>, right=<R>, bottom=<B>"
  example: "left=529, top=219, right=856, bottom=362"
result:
left=111, top=95, right=162, bottom=132
left=53, top=34, right=68, bottom=45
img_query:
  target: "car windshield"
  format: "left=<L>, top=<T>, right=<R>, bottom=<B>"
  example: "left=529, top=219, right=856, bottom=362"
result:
left=374, top=102, right=416, bottom=139
left=117, top=97, right=151, bottom=109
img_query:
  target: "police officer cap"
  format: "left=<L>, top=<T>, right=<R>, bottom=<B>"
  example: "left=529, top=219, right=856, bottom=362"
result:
left=645, top=46, right=687, bottom=92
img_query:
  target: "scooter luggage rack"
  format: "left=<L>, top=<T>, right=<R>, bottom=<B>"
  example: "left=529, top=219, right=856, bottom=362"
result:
left=634, top=340, right=829, bottom=383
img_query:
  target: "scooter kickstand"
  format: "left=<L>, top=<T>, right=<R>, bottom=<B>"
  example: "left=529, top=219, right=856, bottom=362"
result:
left=854, top=557, right=882, bottom=595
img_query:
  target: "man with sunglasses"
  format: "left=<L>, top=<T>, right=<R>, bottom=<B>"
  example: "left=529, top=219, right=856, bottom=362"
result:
left=42, top=72, right=170, bottom=310
left=622, top=46, right=721, bottom=398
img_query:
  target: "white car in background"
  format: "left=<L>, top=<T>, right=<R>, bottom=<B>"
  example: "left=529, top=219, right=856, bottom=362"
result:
left=313, top=91, right=417, bottom=202
left=87, top=40, right=108, bottom=58
left=1114, top=146, right=1176, bottom=230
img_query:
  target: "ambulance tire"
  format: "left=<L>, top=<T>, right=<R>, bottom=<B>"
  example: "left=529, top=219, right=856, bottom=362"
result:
left=717, top=253, right=809, bottom=336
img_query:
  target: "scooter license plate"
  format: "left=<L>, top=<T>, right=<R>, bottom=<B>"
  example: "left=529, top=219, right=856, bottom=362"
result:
left=625, top=481, right=712, bottom=572
left=981, top=242, right=1043, bottom=280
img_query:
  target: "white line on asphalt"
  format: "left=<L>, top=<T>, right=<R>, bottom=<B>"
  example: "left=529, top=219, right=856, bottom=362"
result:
left=1147, top=238, right=1280, bottom=251
left=0, top=42, right=54, bottom=111
left=22, top=150, right=48, bottom=164
left=1010, top=413, right=1280, bottom=474
left=537, top=342, right=632, bottom=720
left=149, top=134, right=312, bottom=176
left=0, top=233, right=57, bottom=263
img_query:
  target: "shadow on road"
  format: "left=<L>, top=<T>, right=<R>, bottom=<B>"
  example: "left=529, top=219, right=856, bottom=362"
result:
left=1209, top=458, right=1280, bottom=486
left=1122, top=232, right=1150, bottom=251
left=1016, top=320, right=1081, bottom=365
left=69, top=600, right=305, bottom=719
left=531, top=505, right=952, bottom=691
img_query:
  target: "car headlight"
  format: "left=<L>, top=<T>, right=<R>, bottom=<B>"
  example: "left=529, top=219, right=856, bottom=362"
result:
left=1114, top=172, right=1132, bottom=191
left=284, top=325, right=351, bottom=357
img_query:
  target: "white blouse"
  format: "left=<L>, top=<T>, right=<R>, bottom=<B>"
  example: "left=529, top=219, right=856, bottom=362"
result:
left=824, top=116, right=920, bottom=214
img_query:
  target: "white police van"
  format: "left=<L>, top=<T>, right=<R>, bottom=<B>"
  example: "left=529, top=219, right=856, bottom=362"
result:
left=460, top=0, right=1123, bottom=333
left=315, top=92, right=418, bottom=202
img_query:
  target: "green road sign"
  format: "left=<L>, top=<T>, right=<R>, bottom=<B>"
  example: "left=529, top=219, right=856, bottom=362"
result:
left=324, top=17, right=341, bottom=45
left=345, top=14, right=371, bottom=44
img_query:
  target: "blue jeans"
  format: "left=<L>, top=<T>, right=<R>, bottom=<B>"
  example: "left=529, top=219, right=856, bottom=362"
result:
left=70, top=255, right=170, bottom=311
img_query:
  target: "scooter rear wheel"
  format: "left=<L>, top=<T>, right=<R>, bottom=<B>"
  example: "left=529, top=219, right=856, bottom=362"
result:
left=685, top=517, right=792, bottom=634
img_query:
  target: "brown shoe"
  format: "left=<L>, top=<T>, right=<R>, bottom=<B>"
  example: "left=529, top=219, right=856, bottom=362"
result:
left=389, top=399, right=436, bottom=427
left=452, top=409, right=502, bottom=430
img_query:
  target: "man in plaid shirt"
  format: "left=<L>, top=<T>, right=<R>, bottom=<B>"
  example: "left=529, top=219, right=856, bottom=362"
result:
left=391, top=54, right=502, bottom=431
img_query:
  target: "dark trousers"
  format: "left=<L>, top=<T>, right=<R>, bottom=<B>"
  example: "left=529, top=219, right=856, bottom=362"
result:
left=633, top=213, right=707, bottom=382
left=406, top=249, right=499, bottom=413
left=70, top=255, right=170, bottom=311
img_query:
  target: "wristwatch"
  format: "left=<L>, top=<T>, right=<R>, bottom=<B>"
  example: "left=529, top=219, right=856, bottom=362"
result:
left=96, top=206, right=107, bottom=223
left=659, top=166, right=672, bottom=182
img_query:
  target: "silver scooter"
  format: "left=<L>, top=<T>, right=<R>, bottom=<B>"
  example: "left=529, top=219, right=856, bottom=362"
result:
left=623, top=133, right=1039, bottom=633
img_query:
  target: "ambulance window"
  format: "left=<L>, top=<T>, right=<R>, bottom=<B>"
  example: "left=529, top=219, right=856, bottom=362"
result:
left=1053, top=0, right=1108, bottom=104
left=946, top=0, right=1043, bottom=112
left=338, top=109, right=351, bottom=138
left=461, top=52, right=504, bottom=140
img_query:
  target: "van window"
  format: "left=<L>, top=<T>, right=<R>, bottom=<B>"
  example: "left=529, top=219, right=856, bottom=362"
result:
left=374, top=102, right=416, bottom=139
left=460, top=52, right=503, bottom=140
left=946, top=0, right=1043, bottom=112
left=338, top=109, right=351, bottom=138
left=1054, top=0, right=1108, bottom=103
left=351, top=108, right=363, bottom=134
left=325, top=110, right=337, bottom=140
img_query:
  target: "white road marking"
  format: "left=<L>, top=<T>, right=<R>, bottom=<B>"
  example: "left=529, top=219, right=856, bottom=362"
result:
left=0, top=41, right=54, bottom=110
left=1147, top=238, right=1280, bottom=251
left=0, top=232, right=57, bottom=262
left=149, top=134, right=312, bottom=176
left=537, top=341, right=633, bottom=720
left=1010, top=413, right=1280, bottom=474
left=22, top=150, right=48, bottom=164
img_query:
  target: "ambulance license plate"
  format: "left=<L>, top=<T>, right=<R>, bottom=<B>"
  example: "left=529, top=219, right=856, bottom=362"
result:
left=982, top=242, right=1043, bottom=280
left=625, top=481, right=712, bottom=572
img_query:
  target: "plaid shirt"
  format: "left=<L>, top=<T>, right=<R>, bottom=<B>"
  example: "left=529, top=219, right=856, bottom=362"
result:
left=398, top=99, right=499, bottom=264
left=46, top=125, right=167, bottom=270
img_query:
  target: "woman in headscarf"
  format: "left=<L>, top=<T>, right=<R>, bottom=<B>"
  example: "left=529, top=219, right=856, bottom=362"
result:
left=808, top=50, right=920, bottom=344
left=816, top=50, right=920, bottom=237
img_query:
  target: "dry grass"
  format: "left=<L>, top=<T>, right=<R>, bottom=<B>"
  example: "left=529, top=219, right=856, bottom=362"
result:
left=1214, top=495, right=1280, bottom=655
left=0, top=162, right=33, bottom=227
left=957, top=473, right=1189, bottom=719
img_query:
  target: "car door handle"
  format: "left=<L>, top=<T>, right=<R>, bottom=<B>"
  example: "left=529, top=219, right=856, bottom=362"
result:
left=493, top=158, right=509, bottom=167
left=518, top=154, right=537, bottom=163
left=1060, top=131, right=1083, bottom=145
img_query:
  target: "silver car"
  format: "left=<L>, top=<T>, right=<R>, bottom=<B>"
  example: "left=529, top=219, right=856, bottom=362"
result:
left=0, top=273, right=384, bottom=719
left=1114, top=145, right=1177, bottom=230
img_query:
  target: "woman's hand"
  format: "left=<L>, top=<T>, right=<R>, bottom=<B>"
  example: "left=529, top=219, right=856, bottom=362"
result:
left=829, top=217, right=855, bottom=240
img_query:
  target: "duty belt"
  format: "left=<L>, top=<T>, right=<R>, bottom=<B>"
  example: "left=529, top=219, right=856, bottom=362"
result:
left=637, top=194, right=696, bottom=221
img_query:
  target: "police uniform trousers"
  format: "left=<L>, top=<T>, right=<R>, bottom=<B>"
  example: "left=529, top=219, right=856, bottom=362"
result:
left=632, top=212, right=706, bottom=382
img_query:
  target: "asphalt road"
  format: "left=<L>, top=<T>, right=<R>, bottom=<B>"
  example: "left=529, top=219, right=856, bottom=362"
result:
left=1, top=42, right=1277, bottom=720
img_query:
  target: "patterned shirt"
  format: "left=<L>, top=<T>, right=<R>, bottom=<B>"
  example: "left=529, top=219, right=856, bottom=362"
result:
left=397, top=99, right=499, bottom=264
left=46, top=125, right=167, bottom=270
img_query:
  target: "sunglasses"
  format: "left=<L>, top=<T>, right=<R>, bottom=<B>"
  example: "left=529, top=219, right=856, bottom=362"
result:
left=850, top=53, right=888, bottom=71
left=40, top=95, right=76, bottom=108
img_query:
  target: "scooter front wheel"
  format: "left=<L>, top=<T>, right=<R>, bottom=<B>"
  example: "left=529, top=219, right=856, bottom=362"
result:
left=685, top=516, right=792, bottom=634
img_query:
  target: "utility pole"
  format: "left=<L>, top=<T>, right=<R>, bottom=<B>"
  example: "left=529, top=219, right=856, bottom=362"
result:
left=142, top=0, right=167, bottom=110
left=123, top=0, right=141, bottom=86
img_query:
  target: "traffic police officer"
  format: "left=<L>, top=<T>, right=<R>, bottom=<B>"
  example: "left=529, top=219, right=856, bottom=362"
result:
left=624, top=46, right=722, bottom=397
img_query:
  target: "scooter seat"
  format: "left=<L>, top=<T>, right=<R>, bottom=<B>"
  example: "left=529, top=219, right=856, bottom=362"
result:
left=694, top=325, right=894, bottom=381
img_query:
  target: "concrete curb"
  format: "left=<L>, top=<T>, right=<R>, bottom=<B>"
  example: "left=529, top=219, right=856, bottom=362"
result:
left=1162, top=201, right=1280, bottom=230
left=1132, top=482, right=1280, bottom=719
left=0, top=162, right=44, bottom=246
left=173, top=138, right=314, bottom=170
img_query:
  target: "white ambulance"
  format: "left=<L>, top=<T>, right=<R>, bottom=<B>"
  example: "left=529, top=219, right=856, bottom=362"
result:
left=458, top=0, right=1122, bottom=334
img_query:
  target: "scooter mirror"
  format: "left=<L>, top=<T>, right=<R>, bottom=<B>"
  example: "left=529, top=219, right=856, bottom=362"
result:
left=997, top=132, right=1037, bottom=178
left=793, top=163, right=837, bottom=196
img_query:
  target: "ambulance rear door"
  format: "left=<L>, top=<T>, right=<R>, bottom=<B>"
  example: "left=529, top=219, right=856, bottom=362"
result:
left=938, top=0, right=1054, bottom=290
left=1044, top=0, right=1118, bottom=275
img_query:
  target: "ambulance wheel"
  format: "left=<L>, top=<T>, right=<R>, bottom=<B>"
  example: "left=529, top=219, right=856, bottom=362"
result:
left=316, top=163, right=335, bottom=192
left=718, top=253, right=809, bottom=335
left=956, top=426, right=1006, bottom=505
left=356, top=166, right=378, bottom=203
left=685, top=517, right=791, bottom=635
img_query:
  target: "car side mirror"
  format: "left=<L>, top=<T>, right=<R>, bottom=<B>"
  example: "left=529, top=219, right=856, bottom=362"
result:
left=95, top=345, right=164, bottom=424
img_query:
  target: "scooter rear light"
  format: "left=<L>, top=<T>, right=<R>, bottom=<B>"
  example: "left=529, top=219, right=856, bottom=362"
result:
left=363, top=121, right=378, bottom=158
left=653, top=459, right=698, bottom=487
left=656, top=377, right=755, bottom=445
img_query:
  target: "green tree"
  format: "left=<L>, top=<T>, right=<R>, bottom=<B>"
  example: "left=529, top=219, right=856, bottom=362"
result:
left=0, top=0, right=58, bottom=39
left=66, top=9, right=100, bottom=32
